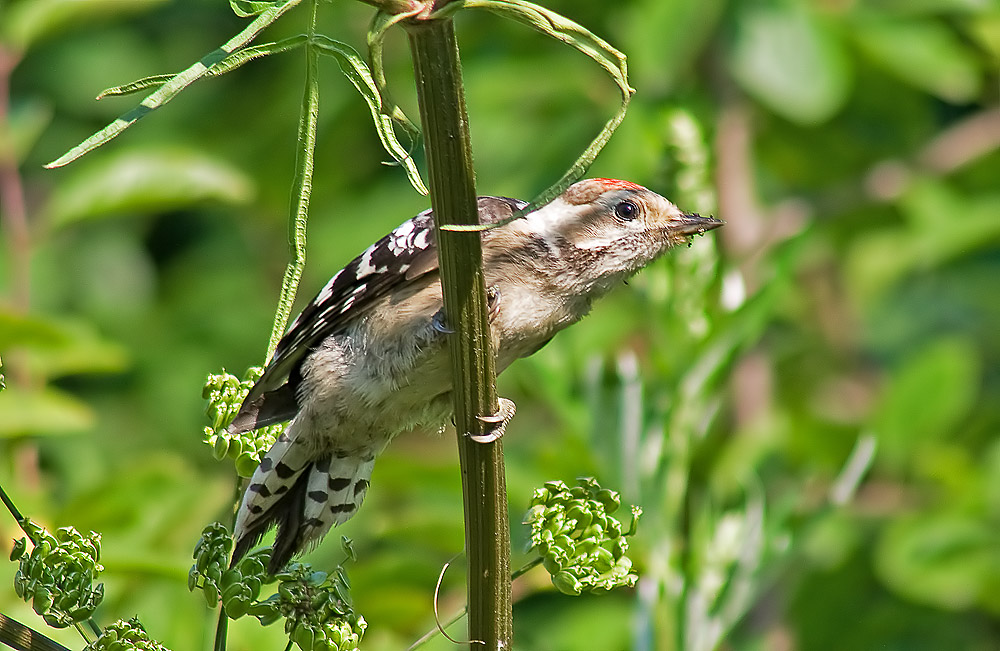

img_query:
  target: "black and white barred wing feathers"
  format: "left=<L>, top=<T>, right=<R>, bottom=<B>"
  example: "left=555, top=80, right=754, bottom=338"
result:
left=228, top=195, right=527, bottom=435
left=227, top=207, right=437, bottom=434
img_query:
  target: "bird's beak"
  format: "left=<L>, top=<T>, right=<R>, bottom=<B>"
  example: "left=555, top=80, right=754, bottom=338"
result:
left=671, top=213, right=724, bottom=236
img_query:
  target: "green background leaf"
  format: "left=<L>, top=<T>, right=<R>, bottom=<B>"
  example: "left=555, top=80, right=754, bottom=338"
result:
left=44, top=147, right=254, bottom=227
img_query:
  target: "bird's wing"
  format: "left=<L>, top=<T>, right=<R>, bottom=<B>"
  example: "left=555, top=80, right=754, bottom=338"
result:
left=229, top=196, right=527, bottom=433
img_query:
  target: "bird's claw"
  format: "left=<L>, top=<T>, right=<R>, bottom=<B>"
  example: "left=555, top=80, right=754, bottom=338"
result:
left=469, top=397, right=516, bottom=443
left=431, top=310, right=455, bottom=334
left=487, top=286, right=501, bottom=321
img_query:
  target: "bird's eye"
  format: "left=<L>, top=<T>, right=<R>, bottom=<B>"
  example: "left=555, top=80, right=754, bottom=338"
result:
left=614, top=200, right=639, bottom=221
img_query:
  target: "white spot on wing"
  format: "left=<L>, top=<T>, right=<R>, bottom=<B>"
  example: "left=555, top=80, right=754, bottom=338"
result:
left=412, top=229, right=429, bottom=249
left=316, top=269, right=343, bottom=304
left=357, top=247, right=377, bottom=278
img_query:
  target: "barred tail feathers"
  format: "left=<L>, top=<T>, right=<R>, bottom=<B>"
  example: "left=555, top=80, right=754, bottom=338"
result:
left=297, top=453, right=375, bottom=549
left=231, top=432, right=376, bottom=573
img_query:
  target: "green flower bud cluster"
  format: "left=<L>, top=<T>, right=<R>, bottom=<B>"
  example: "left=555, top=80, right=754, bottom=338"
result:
left=85, top=617, right=167, bottom=651
left=188, top=522, right=271, bottom=618
left=187, top=525, right=364, bottom=650
left=262, top=562, right=366, bottom=651
left=202, top=367, right=285, bottom=477
left=10, top=521, right=104, bottom=628
left=524, top=477, right=642, bottom=596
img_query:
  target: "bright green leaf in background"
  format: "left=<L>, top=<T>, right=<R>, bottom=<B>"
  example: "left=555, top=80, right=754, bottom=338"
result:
left=1, top=0, right=168, bottom=50
left=877, top=511, right=1000, bottom=613
left=0, top=387, right=94, bottom=437
left=873, top=338, right=980, bottom=470
left=852, top=17, right=983, bottom=103
left=728, top=1, right=851, bottom=124
left=0, top=312, right=129, bottom=379
left=965, top=10, right=1000, bottom=58
left=1, top=99, right=52, bottom=165
left=846, top=178, right=1000, bottom=304
left=622, top=0, right=725, bottom=95
left=43, top=147, right=254, bottom=227
left=866, top=0, right=999, bottom=12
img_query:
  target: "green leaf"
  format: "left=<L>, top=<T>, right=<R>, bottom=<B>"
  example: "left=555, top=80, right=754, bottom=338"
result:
left=45, top=0, right=301, bottom=168
left=230, top=0, right=283, bottom=18
left=857, top=0, right=994, bottom=15
left=376, top=0, right=634, bottom=227
left=873, top=338, right=979, bottom=468
left=209, top=36, right=306, bottom=75
left=876, top=512, right=1000, bottom=612
left=0, top=310, right=70, bottom=348
left=845, top=179, right=1000, bottom=302
left=30, top=325, right=130, bottom=379
left=314, top=36, right=427, bottom=195
left=0, top=386, right=95, bottom=437
left=1, top=0, right=167, bottom=50
left=44, top=147, right=254, bottom=226
left=728, top=2, right=851, bottom=124
left=853, top=17, right=982, bottom=103
left=0, top=311, right=128, bottom=378
left=96, top=74, right=178, bottom=100
left=96, top=36, right=307, bottom=99
left=966, top=12, right=1000, bottom=59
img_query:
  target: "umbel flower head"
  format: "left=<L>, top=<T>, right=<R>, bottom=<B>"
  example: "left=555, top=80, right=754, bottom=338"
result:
left=525, top=477, right=642, bottom=595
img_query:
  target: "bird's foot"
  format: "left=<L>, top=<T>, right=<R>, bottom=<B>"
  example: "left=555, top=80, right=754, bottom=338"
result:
left=469, top=397, right=516, bottom=443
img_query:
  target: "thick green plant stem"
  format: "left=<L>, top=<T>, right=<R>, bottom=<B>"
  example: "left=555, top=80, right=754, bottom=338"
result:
left=406, top=15, right=512, bottom=650
left=266, top=0, right=322, bottom=361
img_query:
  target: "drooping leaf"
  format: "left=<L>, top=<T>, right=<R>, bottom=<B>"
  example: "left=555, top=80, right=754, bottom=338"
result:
left=314, top=36, right=427, bottom=195
left=455, top=0, right=634, bottom=211
left=371, top=0, right=635, bottom=228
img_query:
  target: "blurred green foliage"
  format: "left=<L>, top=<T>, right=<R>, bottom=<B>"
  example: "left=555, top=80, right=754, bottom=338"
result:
left=2, top=0, right=999, bottom=650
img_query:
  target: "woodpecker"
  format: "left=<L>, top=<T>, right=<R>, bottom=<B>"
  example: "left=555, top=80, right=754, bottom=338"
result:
left=228, top=178, right=722, bottom=572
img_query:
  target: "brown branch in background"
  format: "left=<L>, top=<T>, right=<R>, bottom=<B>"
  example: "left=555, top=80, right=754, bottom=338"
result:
left=714, top=101, right=807, bottom=286
left=714, top=100, right=808, bottom=429
left=0, top=45, right=30, bottom=314
left=0, top=46, right=42, bottom=492
left=867, top=107, right=1000, bottom=201
left=918, top=107, right=1000, bottom=174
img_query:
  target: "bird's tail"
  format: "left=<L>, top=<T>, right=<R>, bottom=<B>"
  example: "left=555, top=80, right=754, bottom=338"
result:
left=231, top=430, right=374, bottom=574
